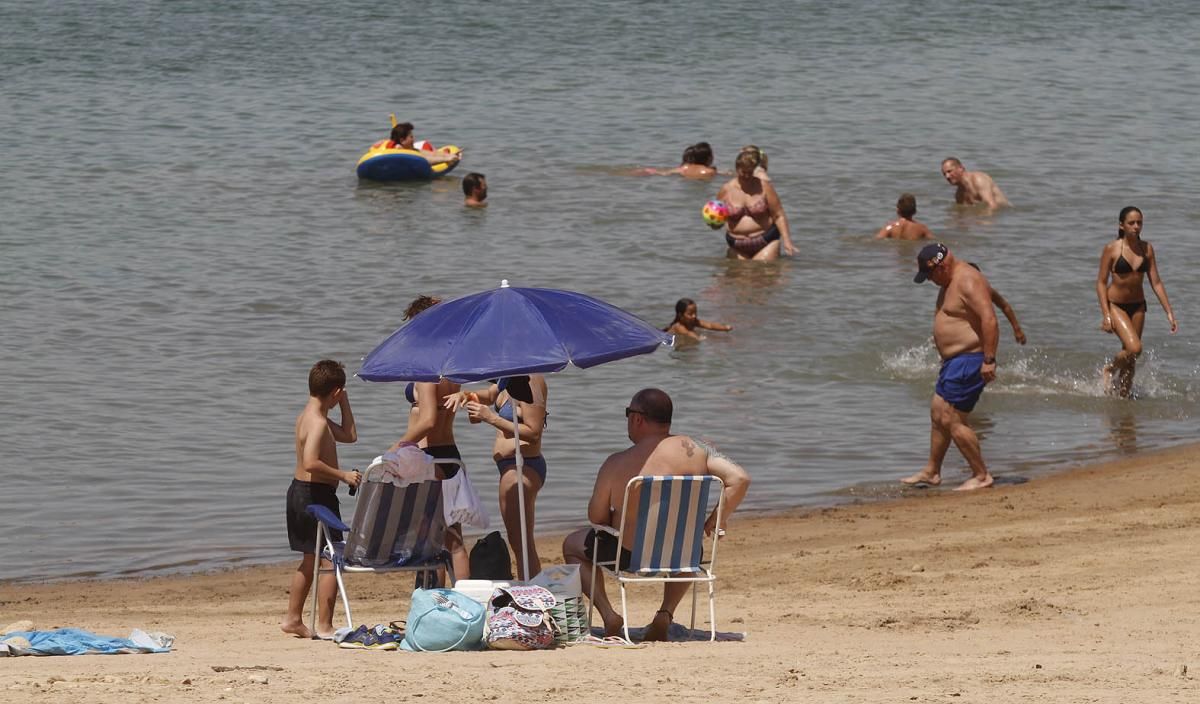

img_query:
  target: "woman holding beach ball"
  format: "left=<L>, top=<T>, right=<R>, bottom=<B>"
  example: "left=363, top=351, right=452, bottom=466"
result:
left=715, top=150, right=795, bottom=260
left=1095, top=206, right=1178, bottom=398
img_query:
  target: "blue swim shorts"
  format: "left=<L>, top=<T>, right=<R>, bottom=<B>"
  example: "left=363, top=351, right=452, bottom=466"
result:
left=935, top=352, right=987, bottom=413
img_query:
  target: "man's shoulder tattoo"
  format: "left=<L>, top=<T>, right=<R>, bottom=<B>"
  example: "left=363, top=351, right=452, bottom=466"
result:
left=693, top=438, right=728, bottom=461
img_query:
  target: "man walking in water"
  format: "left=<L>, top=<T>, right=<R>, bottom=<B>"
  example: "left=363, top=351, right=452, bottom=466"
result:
left=940, top=157, right=1009, bottom=211
left=902, top=243, right=998, bottom=491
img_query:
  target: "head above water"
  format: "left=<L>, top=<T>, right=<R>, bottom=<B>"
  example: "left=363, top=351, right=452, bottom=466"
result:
left=940, top=157, right=964, bottom=184
left=740, top=145, right=767, bottom=170
left=897, top=193, right=917, bottom=219
left=672, top=297, right=697, bottom=324
left=404, top=294, right=442, bottom=321
left=390, top=122, right=414, bottom=147
left=462, top=172, right=487, bottom=199
left=1117, top=206, right=1143, bottom=240
left=688, top=142, right=714, bottom=167
left=735, top=150, right=760, bottom=177
left=308, top=359, right=346, bottom=399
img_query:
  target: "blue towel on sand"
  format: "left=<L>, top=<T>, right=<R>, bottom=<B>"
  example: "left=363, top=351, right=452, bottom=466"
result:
left=2, top=628, right=172, bottom=656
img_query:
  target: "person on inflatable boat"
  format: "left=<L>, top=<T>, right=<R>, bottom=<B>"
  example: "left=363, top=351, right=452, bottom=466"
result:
left=386, top=122, right=461, bottom=166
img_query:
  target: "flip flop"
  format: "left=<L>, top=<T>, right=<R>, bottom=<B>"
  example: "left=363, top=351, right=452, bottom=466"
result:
left=569, top=634, right=645, bottom=649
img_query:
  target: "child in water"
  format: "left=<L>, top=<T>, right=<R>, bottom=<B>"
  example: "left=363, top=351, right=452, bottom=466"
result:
left=875, top=193, right=933, bottom=240
left=664, top=298, right=732, bottom=342
left=639, top=142, right=718, bottom=179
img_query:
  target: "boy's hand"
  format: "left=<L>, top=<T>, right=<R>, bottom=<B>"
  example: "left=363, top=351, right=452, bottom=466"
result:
left=343, top=469, right=362, bottom=488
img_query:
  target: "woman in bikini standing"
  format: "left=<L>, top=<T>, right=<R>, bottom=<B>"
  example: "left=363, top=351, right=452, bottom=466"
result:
left=387, top=295, right=470, bottom=583
left=445, top=374, right=548, bottom=580
left=1095, top=206, right=1178, bottom=397
left=716, top=150, right=795, bottom=260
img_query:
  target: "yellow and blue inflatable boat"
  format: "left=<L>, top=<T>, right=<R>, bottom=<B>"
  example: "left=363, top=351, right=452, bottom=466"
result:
left=356, top=140, right=462, bottom=181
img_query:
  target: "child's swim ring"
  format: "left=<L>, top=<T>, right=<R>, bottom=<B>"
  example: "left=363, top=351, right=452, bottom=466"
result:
left=356, top=141, right=462, bottom=181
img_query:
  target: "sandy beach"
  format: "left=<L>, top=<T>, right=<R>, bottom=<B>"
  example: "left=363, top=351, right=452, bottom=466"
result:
left=4, top=443, right=1200, bottom=703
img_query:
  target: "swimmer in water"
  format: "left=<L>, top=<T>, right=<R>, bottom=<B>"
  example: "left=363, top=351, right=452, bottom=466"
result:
left=875, top=193, right=933, bottom=240
left=642, top=142, right=718, bottom=179
left=664, top=298, right=732, bottom=342
left=940, top=156, right=1009, bottom=211
left=462, top=172, right=487, bottom=208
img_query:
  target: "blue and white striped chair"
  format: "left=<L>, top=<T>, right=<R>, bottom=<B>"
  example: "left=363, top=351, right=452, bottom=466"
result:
left=307, top=461, right=460, bottom=632
left=589, top=474, right=725, bottom=642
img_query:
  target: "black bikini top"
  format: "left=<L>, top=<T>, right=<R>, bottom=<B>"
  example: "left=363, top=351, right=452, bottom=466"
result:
left=1113, top=241, right=1150, bottom=275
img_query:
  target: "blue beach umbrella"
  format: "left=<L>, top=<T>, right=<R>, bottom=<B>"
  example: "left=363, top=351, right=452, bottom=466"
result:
left=358, top=280, right=673, bottom=577
left=359, top=281, right=672, bottom=383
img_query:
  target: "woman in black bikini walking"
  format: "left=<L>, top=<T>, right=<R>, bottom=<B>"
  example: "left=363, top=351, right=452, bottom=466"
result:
left=1095, top=206, right=1178, bottom=397
left=715, top=150, right=795, bottom=260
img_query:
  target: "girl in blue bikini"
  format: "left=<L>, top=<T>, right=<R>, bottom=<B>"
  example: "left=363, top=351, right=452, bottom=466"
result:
left=446, top=374, right=549, bottom=579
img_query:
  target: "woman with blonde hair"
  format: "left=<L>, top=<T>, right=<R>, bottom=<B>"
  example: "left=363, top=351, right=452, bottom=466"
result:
left=715, top=150, right=795, bottom=260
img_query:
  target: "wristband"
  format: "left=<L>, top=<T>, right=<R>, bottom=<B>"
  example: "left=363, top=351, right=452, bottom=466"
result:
left=983, top=356, right=996, bottom=365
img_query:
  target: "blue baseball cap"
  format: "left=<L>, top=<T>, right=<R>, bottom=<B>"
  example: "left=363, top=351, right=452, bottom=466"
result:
left=913, top=243, right=948, bottom=283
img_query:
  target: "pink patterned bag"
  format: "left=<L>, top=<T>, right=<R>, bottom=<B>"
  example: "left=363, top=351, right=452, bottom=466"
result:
left=485, top=584, right=559, bottom=650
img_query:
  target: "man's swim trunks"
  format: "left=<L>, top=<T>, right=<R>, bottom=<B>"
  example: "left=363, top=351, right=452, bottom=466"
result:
left=935, top=352, right=987, bottom=412
left=583, top=528, right=633, bottom=571
left=286, top=479, right=342, bottom=553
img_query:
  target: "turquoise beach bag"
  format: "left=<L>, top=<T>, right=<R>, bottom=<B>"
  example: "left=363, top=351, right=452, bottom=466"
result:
left=400, top=588, right=486, bottom=652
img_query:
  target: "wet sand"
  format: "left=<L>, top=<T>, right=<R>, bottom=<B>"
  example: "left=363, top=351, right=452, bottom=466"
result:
left=4, top=443, right=1200, bottom=703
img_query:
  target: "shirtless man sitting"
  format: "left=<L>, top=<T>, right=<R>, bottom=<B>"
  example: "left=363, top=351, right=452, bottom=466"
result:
left=561, top=388, right=750, bottom=641
left=940, top=157, right=1009, bottom=211
left=901, top=244, right=999, bottom=491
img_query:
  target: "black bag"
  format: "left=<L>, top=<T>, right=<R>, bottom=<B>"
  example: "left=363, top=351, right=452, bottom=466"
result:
left=469, top=531, right=513, bottom=580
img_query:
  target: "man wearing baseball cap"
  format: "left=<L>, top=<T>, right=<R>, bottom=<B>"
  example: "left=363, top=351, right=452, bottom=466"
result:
left=903, top=243, right=999, bottom=490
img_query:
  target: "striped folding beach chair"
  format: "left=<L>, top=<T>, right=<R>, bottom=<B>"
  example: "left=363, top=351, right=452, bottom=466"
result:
left=588, top=474, right=724, bottom=642
left=307, top=461, right=460, bottom=632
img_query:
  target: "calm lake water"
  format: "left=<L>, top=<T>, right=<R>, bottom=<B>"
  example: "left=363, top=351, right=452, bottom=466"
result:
left=3, top=0, right=1198, bottom=582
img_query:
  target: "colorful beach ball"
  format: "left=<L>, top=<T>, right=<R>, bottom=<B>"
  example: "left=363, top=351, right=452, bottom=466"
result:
left=702, top=199, right=729, bottom=229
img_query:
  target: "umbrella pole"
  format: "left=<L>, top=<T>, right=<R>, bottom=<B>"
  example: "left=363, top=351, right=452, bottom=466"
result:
left=511, top=403, right=530, bottom=581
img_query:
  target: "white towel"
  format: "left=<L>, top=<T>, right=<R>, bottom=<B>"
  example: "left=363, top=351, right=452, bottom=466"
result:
left=365, top=444, right=437, bottom=486
left=442, top=468, right=489, bottom=529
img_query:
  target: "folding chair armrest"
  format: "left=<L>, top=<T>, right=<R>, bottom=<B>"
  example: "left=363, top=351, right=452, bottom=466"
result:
left=589, top=522, right=620, bottom=537
left=305, top=504, right=350, bottom=532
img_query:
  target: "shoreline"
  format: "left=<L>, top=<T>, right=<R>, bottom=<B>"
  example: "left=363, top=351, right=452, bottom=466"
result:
left=5, top=440, right=1200, bottom=701
left=7, top=438, right=1200, bottom=587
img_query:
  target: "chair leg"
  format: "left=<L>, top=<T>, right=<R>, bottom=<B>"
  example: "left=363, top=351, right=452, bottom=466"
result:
left=588, top=544, right=599, bottom=634
left=334, top=567, right=352, bottom=630
left=689, top=581, right=698, bottom=632
left=707, top=579, right=717, bottom=642
left=308, top=527, right=322, bottom=635
left=619, top=579, right=631, bottom=644
left=308, top=564, right=319, bottom=635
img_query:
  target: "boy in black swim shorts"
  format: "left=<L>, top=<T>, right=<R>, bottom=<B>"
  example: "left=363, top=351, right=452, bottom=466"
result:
left=281, top=360, right=361, bottom=640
